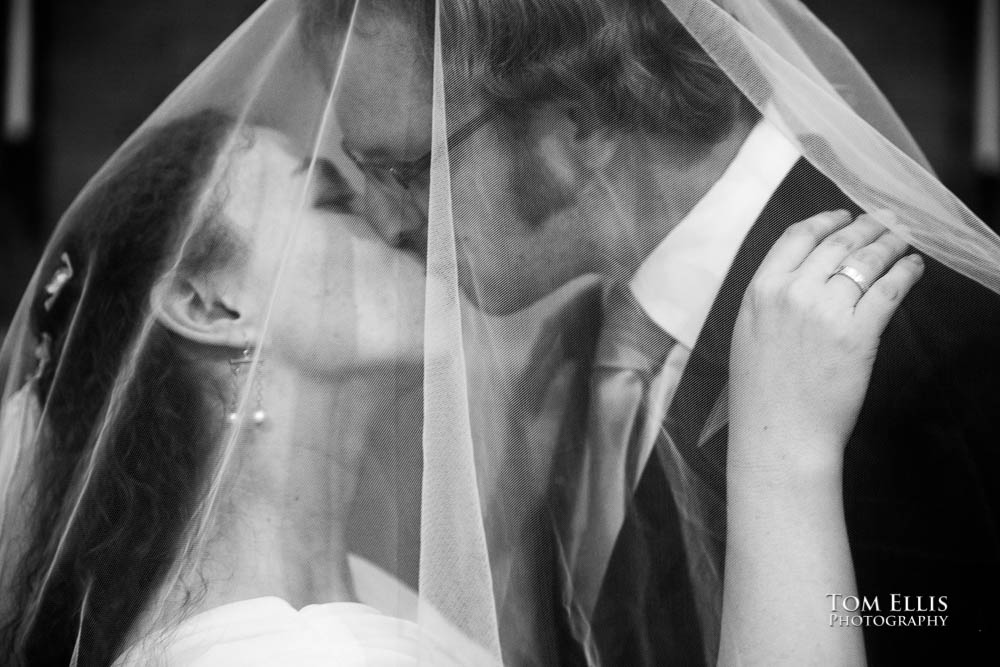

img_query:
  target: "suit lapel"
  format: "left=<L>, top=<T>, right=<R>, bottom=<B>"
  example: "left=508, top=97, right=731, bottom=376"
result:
left=665, top=158, right=863, bottom=460
left=697, top=384, right=728, bottom=450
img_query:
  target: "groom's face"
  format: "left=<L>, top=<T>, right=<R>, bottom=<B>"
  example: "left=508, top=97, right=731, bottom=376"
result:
left=333, top=16, right=600, bottom=315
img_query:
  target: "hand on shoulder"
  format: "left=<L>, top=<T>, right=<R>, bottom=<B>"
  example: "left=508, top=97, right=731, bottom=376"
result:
left=729, top=210, right=924, bottom=482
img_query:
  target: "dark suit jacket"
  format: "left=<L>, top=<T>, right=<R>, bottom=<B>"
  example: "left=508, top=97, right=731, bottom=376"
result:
left=564, top=159, right=1000, bottom=666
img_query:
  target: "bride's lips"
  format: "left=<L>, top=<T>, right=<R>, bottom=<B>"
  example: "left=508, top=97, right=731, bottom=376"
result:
left=397, top=222, right=429, bottom=261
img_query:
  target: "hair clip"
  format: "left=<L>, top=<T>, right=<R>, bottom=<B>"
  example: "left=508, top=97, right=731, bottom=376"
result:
left=43, top=253, right=74, bottom=311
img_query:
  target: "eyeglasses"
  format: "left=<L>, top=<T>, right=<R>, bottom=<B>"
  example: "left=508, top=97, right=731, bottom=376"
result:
left=342, top=106, right=496, bottom=191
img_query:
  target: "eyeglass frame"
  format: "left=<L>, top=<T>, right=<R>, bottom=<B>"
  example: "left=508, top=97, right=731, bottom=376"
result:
left=342, top=106, right=497, bottom=191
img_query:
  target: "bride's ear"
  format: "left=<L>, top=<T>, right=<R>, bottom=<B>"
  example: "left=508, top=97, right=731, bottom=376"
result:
left=152, top=273, right=255, bottom=348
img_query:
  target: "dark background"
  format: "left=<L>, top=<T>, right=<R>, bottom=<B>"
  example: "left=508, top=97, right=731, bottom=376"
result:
left=0, top=0, right=997, bottom=330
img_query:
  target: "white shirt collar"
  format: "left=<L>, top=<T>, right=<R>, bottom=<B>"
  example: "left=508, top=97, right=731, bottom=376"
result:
left=627, top=117, right=801, bottom=349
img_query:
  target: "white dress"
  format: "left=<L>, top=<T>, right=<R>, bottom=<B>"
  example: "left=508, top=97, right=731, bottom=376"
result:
left=114, top=557, right=496, bottom=666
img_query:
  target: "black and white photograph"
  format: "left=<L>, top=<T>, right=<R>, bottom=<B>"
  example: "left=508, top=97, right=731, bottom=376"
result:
left=1, top=1, right=998, bottom=665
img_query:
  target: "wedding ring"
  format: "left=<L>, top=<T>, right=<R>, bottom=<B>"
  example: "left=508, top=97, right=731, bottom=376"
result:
left=830, top=264, right=870, bottom=295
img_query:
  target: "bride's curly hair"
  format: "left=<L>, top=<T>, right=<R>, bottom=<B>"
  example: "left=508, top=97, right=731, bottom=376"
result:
left=0, top=110, right=244, bottom=665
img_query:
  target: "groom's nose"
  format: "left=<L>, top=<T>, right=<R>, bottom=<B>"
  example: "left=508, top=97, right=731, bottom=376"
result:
left=357, top=181, right=429, bottom=252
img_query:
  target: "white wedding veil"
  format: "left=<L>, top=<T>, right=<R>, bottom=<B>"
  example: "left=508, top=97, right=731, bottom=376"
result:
left=1, top=1, right=998, bottom=665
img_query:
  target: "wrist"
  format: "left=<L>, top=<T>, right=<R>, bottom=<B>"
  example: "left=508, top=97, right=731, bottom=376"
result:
left=727, top=458, right=846, bottom=530
left=728, top=430, right=846, bottom=489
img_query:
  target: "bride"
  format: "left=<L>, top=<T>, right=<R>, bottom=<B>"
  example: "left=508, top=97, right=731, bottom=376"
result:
left=0, top=109, right=457, bottom=664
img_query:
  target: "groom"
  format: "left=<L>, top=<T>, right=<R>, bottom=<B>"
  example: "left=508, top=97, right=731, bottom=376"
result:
left=307, top=0, right=1000, bottom=664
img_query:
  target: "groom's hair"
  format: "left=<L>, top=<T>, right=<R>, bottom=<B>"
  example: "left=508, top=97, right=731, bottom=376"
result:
left=299, top=0, right=753, bottom=143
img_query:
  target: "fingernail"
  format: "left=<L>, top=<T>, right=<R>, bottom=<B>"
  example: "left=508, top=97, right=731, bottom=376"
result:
left=830, top=209, right=851, bottom=220
left=909, top=253, right=924, bottom=266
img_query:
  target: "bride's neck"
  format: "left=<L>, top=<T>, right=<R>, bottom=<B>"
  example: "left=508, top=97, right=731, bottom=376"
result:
left=196, top=369, right=387, bottom=610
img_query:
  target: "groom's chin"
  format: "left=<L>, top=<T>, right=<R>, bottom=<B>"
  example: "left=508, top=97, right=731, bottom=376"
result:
left=467, top=292, right=540, bottom=317
left=453, top=252, right=573, bottom=316
left=459, top=276, right=562, bottom=317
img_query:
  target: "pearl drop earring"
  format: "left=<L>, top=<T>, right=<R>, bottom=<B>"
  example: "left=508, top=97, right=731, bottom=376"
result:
left=227, top=345, right=267, bottom=427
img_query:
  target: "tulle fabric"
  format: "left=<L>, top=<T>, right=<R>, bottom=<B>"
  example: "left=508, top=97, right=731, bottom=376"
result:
left=0, top=1, right=998, bottom=665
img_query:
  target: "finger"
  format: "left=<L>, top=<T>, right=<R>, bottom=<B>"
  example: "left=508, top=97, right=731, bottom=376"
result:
left=797, top=213, right=887, bottom=279
left=854, top=253, right=925, bottom=335
left=758, top=210, right=853, bottom=274
left=825, top=230, right=910, bottom=304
